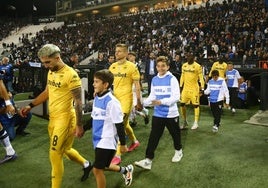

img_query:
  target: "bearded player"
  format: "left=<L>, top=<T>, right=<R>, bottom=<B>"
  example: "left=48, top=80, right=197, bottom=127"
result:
left=20, top=44, right=92, bottom=188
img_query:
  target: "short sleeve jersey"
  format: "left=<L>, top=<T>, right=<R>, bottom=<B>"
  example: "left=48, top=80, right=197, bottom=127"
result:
left=91, top=92, right=124, bottom=150
left=47, top=65, right=81, bottom=117
left=180, top=61, right=204, bottom=91
left=109, top=61, right=140, bottom=102
left=226, top=69, right=241, bottom=88
left=209, top=61, right=227, bottom=78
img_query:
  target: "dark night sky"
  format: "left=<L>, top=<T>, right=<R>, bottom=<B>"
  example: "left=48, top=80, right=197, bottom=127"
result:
left=0, top=0, right=56, bottom=17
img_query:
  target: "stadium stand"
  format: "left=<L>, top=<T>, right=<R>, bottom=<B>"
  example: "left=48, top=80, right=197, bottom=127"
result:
left=0, top=0, right=268, bottom=111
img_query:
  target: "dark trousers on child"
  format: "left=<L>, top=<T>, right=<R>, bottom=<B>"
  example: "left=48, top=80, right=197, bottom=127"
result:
left=210, top=101, right=223, bottom=127
left=145, top=116, right=182, bottom=159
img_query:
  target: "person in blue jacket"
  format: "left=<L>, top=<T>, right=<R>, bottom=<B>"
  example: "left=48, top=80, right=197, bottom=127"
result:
left=1, top=57, right=15, bottom=94
left=0, top=93, right=32, bottom=140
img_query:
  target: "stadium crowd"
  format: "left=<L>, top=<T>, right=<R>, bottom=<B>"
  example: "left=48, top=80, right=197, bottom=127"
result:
left=0, top=1, right=267, bottom=187
left=0, top=0, right=266, bottom=100
left=0, top=0, right=267, bottom=68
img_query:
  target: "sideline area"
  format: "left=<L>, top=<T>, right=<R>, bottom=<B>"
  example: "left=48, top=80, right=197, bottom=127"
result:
left=244, top=110, right=268, bottom=127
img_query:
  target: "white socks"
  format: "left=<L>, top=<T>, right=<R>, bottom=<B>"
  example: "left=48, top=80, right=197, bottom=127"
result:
left=0, top=130, right=15, bottom=156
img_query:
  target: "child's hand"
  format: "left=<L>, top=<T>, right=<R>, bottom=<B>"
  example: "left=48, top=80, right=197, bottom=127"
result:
left=151, top=100, right=161, bottom=106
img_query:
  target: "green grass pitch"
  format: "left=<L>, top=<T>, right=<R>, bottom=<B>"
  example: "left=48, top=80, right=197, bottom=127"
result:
left=1, top=105, right=267, bottom=188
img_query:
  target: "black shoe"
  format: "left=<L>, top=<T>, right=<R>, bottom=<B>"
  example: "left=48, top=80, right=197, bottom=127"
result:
left=81, top=162, right=93, bottom=182
left=16, top=131, right=30, bottom=136
left=130, top=121, right=137, bottom=127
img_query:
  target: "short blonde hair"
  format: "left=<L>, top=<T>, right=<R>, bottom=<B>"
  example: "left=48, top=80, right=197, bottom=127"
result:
left=38, top=44, right=61, bottom=58
left=115, top=43, right=128, bottom=51
left=156, top=56, right=170, bottom=66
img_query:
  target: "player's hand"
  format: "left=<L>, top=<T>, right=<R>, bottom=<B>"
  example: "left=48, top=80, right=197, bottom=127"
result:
left=6, top=104, right=15, bottom=116
left=20, top=106, right=31, bottom=117
left=199, top=89, right=204, bottom=96
left=74, top=126, right=84, bottom=138
left=135, top=100, right=143, bottom=111
left=120, top=145, right=128, bottom=153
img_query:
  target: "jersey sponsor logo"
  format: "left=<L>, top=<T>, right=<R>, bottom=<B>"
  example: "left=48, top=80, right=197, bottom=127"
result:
left=210, top=84, right=222, bottom=90
left=48, top=79, right=61, bottom=88
left=92, top=110, right=106, bottom=117
left=114, top=73, right=127, bottom=77
left=215, top=67, right=226, bottom=70
left=227, top=74, right=235, bottom=79
left=183, top=69, right=195, bottom=73
left=154, top=87, right=171, bottom=93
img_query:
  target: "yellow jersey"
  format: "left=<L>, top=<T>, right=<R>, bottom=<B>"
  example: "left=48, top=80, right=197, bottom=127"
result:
left=208, top=61, right=227, bottom=79
left=109, top=61, right=140, bottom=112
left=47, top=65, right=81, bottom=118
left=180, top=61, right=204, bottom=92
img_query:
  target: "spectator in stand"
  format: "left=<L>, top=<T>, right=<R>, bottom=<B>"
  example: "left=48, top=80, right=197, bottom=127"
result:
left=226, top=62, right=241, bottom=113
left=169, top=53, right=183, bottom=81
left=144, top=52, right=157, bottom=95
left=66, top=53, right=79, bottom=70
left=2, top=0, right=268, bottom=86
left=95, top=52, right=109, bottom=71
left=107, top=54, right=115, bottom=66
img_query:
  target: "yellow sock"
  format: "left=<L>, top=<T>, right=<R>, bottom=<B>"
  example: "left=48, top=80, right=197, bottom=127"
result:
left=180, top=106, right=186, bottom=121
left=194, top=106, right=200, bottom=122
